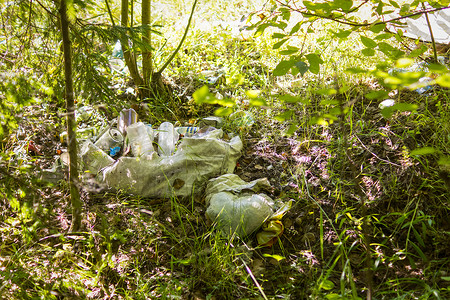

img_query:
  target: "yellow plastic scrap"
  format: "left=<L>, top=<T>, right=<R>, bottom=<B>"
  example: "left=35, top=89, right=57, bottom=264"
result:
left=257, top=200, right=293, bottom=247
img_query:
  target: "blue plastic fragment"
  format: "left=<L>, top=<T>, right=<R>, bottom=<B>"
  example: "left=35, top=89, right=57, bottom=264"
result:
left=110, top=146, right=121, bottom=156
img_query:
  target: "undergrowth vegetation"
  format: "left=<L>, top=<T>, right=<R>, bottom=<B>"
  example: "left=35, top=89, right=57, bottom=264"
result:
left=1, top=0, right=449, bottom=299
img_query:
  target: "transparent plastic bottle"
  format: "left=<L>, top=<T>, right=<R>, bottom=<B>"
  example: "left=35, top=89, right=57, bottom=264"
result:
left=126, top=122, right=154, bottom=157
left=158, top=122, right=179, bottom=156
left=117, top=108, right=138, bottom=135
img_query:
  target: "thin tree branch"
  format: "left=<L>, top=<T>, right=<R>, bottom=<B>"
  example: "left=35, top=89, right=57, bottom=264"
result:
left=422, top=3, right=438, bottom=63
left=104, top=0, right=116, bottom=27
left=157, top=0, right=198, bottom=74
left=275, top=1, right=450, bottom=28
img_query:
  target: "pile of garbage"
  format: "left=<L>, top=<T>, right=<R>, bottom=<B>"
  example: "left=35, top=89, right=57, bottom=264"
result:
left=53, top=107, right=290, bottom=243
left=73, top=108, right=242, bottom=199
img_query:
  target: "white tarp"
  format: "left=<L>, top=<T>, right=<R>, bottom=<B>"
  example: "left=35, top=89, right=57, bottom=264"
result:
left=389, top=6, right=450, bottom=44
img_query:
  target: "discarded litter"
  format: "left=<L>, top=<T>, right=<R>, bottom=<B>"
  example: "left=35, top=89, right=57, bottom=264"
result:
left=65, top=108, right=243, bottom=198
left=388, top=58, right=449, bottom=94
left=60, top=105, right=108, bottom=144
left=199, top=68, right=225, bottom=85
left=75, top=106, right=94, bottom=122
left=200, top=116, right=224, bottom=129
left=379, top=99, right=396, bottom=109
left=387, top=6, right=450, bottom=44
left=176, top=126, right=199, bottom=137
left=100, top=128, right=242, bottom=198
left=80, top=141, right=115, bottom=176
left=60, top=127, right=98, bottom=144
left=229, top=110, right=255, bottom=128
left=109, top=146, right=121, bottom=157
left=205, top=174, right=275, bottom=237
left=94, top=128, right=123, bottom=153
left=126, top=121, right=154, bottom=157
left=118, top=108, right=138, bottom=135
left=256, top=200, right=293, bottom=247
left=157, top=122, right=179, bottom=156
left=112, top=40, right=124, bottom=59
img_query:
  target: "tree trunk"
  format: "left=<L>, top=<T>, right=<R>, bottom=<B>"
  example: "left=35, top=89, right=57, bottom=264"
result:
left=120, top=0, right=143, bottom=87
left=59, top=0, right=82, bottom=232
left=142, top=0, right=152, bottom=88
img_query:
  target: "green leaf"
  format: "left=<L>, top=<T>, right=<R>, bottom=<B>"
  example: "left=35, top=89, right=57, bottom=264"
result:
left=389, top=0, right=400, bottom=8
left=249, top=98, right=268, bottom=107
left=273, top=38, right=289, bottom=49
left=408, top=45, right=427, bottom=57
left=289, top=22, right=302, bottom=35
left=428, top=63, right=449, bottom=73
left=216, top=97, right=236, bottom=107
left=376, top=2, right=384, bottom=15
left=435, top=74, right=450, bottom=87
left=303, top=1, right=316, bottom=10
left=441, top=276, right=450, bottom=281
left=310, top=116, right=329, bottom=126
left=245, top=90, right=260, bottom=99
left=273, top=21, right=288, bottom=30
left=254, top=23, right=270, bottom=37
left=275, top=110, right=293, bottom=121
left=409, top=241, right=427, bottom=262
left=438, top=156, right=450, bottom=167
left=365, top=90, right=389, bottom=100
left=412, top=226, right=425, bottom=247
left=360, top=36, right=378, bottom=48
left=320, top=279, right=335, bottom=290
left=370, top=23, right=386, bottom=33
left=378, top=42, right=404, bottom=59
left=375, top=33, right=393, bottom=40
left=306, top=53, right=323, bottom=74
left=346, top=67, right=367, bottom=74
left=193, top=85, right=216, bottom=104
left=279, top=47, right=299, bottom=55
left=381, top=103, right=418, bottom=118
left=333, top=0, right=353, bottom=12
left=395, top=57, right=414, bottom=68
left=214, top=107, right=233, bottom=117
left=325, top=294, right=341, bottom=300
left=295, top=61, right=309, bottom=76
left=286, top=123, right=298, bottom=135
left=365, top=91, right=389, bottom=100
left=410, top=147, right=436, bottom=156
left=273, top=60, right=296, bottom=76
left=362, top=48, right=375, bottom=56
left=278, top=94, right=308, bottom=104
left=281, top=8, right=291, bottom=21
left=400, top=3, right=411, bottom=14
left=272, top=33, right=286, bottom=39
left=262, top=253, right=286, bottom=261
left=316, top=88, right=337, bottom=96
left=332, top=29, right=352, bottom=39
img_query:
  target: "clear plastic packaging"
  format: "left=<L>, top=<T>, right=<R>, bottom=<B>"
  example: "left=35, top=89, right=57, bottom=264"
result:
left=126, top=122, right=154, bottom=157
left=94, top=128, right=123, bottom=153
left=157, top=122, right=179, bottom=156
left=117, top=108, right=138, bottom=135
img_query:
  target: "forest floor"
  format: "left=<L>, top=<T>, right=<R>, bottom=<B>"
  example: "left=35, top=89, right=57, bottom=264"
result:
left=1, top=80, right=449, bottom=299
left=1, top=0, right=450, bottom=299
